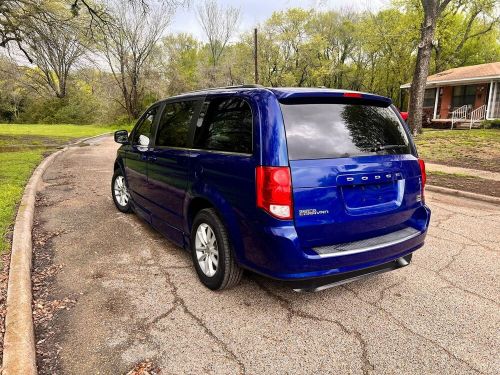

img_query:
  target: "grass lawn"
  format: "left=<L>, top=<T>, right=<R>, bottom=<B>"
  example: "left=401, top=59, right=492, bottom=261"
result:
left=415, top=129, right=500, bottom=173
left=427, top=171, right=500, bottom=198
left=0, top=124, right=126, bottom=254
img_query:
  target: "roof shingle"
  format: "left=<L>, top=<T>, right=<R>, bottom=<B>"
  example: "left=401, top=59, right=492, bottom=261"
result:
left=401, top=62, right=500, bottom=88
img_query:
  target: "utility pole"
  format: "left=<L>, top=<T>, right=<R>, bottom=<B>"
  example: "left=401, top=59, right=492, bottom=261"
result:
left=254, top=28, right=259, bottom=85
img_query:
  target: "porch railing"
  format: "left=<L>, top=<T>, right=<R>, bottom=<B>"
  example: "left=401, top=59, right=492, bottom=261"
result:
left=451, top=105, right=468, bottom=129
left=469, top=105, right=487, bottom=129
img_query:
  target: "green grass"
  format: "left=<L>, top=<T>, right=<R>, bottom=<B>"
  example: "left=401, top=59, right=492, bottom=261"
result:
left=415, top=129, right=500, bottom=172
left=0, top=123, right=127, bottom=254
left=0, top=123, right=125, bottom=140
left=427, top=170, right=475, bottom=178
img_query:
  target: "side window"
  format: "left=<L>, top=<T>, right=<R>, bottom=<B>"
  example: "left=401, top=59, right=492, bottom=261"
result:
left=132, top=107, right=157, bottom=145
left=194, top=97, right=253, bottom=154
left=156, top=101, right=197, bottom=148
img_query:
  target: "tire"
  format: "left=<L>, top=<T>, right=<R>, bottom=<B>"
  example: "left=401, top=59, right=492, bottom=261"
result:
left=111, top=168, right=132, bottom=213
left=190, top=208, right=243, bottom=290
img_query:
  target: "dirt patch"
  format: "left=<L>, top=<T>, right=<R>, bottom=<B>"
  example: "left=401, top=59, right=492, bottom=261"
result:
left=428, top=172, right=500, bottom=198
left=0, top=251, right=11, bottom=364
left=427, top=157, right=499, bottom=174
left=0, top=134, right=68, bottom=153
left=32, top=196, right=78, bottom=375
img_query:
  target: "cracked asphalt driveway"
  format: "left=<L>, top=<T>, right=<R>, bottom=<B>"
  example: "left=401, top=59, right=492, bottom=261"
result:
left=33, top=136, right=499, bottom=374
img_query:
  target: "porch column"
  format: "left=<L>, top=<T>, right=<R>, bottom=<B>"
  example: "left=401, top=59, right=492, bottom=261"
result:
left=486, top=81, right=494, bottom=119
left=433, top=87, right=439, bottom=119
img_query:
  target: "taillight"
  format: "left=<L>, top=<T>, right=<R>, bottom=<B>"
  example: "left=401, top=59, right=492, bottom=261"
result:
left=343, top=92, right=363, bottom=98
left=418, top=159, right=426, bottom=202
left=256, top=166, right=293, bottom=219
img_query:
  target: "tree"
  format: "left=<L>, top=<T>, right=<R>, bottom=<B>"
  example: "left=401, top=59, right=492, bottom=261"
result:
left=407, top=0, right=452, bottom=135
left=160, top=33, right=201, bottom=95
left=0, top=1, right=184, bottom=61
left=22, top=16, right=86, bottom=98
left=100, top=1, right=172, bottom=119
left=197, top=0, right=240, bottom=78
left=432, top=0, right=500, bottom=73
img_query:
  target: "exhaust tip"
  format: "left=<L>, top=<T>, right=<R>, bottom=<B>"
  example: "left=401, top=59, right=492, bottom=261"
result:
left=396, top=257, right=409, bottom=267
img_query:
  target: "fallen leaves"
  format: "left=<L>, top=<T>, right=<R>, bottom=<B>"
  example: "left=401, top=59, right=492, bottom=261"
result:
left=126, top=360, right=161, bottom=375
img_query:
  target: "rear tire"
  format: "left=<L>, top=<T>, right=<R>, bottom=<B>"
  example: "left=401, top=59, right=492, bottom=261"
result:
left=112, top=169, right=132, bottom=213
left=190, top=209, right=243, bottom=290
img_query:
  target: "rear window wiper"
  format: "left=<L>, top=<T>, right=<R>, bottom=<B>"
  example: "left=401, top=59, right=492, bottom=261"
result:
left=369, top=144, right=407, bottom=152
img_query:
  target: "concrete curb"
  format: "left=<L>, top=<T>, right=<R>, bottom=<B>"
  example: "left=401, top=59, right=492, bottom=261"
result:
left=427, top=184, right=500, bottom=205
left=1, top=133, right=112, bottom=375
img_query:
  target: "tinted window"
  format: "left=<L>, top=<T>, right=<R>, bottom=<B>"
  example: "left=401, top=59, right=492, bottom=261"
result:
left=194, top=98, right=252, bottom=154
left=132, top=107, right=157, bottom=145
left=281, top=103, right=411, bottom=160
left=156, top=101, right=197, bottom=147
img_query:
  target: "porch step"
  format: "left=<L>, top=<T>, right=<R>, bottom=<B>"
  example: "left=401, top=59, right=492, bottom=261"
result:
left=453, top=121, right=483, bottom=129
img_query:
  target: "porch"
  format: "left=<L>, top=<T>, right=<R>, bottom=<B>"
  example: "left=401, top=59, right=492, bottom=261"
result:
left=423, top=81, right=499, bottom=129
left=400, top=62, right=500, bottom=129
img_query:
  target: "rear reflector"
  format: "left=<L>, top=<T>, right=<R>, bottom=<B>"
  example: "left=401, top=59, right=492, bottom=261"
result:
left=418, top=159, right=426, bottom=202
left=343, top=92, right=363, bottom=98
left=256, top=166, right=293, bottom=219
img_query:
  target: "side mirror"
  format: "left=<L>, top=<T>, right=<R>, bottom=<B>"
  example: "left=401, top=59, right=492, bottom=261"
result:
left=138, top=134, right=150, bottom=147
left=114, top=130, right=129, bottom=144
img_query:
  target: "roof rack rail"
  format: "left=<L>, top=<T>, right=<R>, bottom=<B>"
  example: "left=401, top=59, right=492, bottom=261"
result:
left=185, top=84, right=264, bottom=94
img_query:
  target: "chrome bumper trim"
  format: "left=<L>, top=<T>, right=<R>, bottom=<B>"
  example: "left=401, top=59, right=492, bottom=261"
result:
left=313, top=227, right=422, bottom=258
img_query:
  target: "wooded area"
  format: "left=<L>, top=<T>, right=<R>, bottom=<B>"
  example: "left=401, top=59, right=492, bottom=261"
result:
left=0, top=0, right=498, bottom=127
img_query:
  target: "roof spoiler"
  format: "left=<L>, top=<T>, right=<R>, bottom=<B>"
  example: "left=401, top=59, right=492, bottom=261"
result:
left=278, top=91, right=392, bottom=107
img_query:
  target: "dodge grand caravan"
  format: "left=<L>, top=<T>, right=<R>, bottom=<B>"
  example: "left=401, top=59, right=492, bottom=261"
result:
left=111, top=86, right=431, bottom=291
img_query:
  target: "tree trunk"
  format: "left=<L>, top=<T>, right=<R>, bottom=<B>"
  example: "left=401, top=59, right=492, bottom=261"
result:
left=408, top=2, right=439, bottom=135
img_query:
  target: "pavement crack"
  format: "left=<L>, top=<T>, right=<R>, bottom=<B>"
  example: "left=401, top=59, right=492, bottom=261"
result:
left=159, top=268, right=246, bottom=375
left=342, top=285, right=486, bottom=375
left=414, top=262, right=500, bottom=307
left=253, top=279, right=374, bottom=375
left=149, top=304, right=178, bottom=327
left=374, top=279, right=406, bottom=306
left=435, top=243, right=466, bottom=274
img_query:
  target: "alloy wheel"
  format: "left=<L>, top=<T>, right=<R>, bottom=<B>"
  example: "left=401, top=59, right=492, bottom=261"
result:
left=195, top=223, right=219, bottom=277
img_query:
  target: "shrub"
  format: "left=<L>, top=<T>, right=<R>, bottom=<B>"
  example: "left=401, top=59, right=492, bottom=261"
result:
left=481, top=119, right=500, bottom=129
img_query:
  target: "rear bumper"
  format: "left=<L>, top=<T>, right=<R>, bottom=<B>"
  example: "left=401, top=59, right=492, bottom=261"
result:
left=290, top=254, right=412, bottom=291
left=239, top=205, right=430, bottom=283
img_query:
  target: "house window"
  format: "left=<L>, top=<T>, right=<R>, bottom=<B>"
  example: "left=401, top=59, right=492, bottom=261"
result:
left=423, top=88, right=436, bottom=108
left=452, top=85, right=476, bottom=109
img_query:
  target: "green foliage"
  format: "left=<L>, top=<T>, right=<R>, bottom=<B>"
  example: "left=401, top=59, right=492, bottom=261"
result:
left=0, top=151, right=43, bottom=254
left=0, top=123, right=128, bottom=253
left=481, top=119, right=500, bottom=129
left=19, top=84, right=100, bottom=124
left=1, top=0, right=498, bottom=123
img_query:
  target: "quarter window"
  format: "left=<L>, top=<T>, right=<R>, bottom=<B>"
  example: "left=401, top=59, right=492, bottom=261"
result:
left=194, top=98, right=252, bottom=154
left=156, top=101, right=197, bottom=148
left=132, top=107, right=157, bottom=145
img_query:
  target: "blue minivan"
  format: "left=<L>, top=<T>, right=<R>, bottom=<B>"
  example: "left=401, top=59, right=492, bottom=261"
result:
left=112, top=86, right=430, bottom=291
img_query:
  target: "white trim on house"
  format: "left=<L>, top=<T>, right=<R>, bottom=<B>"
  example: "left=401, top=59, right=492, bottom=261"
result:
left=433, top=87, right=440, bottom=119
left=486, top=80, right=494, bottom=119
left=400, top=75, right=500, bottom=89
left=486, top=81, right=499, bottom=120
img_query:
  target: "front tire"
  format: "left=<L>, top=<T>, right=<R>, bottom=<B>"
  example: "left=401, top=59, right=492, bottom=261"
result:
left=191, top=209, right=243, bottom=290
left=112, top=169, right=132, bottom=213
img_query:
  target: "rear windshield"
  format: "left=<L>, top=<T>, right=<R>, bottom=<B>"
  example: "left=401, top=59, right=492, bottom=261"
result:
left=280, top=103, right=411, bottom=160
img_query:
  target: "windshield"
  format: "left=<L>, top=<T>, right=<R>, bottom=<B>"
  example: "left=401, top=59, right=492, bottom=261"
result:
left=280, top=103, right=412, bottom=160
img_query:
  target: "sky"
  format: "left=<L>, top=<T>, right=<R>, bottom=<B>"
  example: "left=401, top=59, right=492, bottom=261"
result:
left=170, top=0, right=389, bottom=41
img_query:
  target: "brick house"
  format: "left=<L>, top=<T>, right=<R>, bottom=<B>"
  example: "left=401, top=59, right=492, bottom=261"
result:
left=400, top=62, right=500, bottom=128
